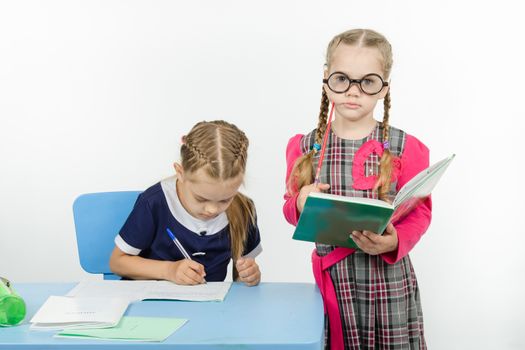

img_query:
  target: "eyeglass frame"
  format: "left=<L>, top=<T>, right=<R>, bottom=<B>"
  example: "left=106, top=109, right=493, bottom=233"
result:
left=322, top=72, right=389, bottom=96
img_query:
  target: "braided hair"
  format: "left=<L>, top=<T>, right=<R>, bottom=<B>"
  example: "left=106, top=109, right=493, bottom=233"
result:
left=181, top=120, right=255, bottom=262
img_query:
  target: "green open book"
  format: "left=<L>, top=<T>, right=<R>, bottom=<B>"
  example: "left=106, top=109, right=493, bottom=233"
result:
left=292, top=154, right=455, bottom=249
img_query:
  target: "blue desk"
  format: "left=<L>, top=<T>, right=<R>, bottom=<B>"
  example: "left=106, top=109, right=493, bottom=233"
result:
left=0, top=282, right=324, bottom=349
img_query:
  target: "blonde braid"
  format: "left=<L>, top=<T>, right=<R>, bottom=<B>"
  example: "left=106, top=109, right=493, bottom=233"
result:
left=288, top=88, right=330, bottom=193
left=183, top=139, right=209, bottom=162
left=226, top=132, right=254, bottom=262
left=378, top=91, right=393, bottom=201
left=234, top=135, right=248, bottom=163
left=315, top=89, right=330, bottom=145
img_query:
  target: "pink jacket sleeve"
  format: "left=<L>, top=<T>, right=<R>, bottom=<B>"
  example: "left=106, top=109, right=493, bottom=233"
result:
left=282, top=134, right=304, bottom=226
left=380, top=134, right=433, bottom=264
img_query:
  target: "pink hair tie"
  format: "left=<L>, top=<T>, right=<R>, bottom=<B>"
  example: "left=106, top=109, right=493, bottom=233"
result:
left=383, top=140, right=390, bottom=150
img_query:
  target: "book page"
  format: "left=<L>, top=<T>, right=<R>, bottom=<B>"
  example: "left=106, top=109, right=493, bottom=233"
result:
left=67, top=280, right=232, bottom=302
left=393, top=154, right=455, bottom=208
left=66, top=281, right=148, bottom=302
left=309, top=191, right=393, bottom=209
left=145, top=281, right=232, bottom=302
left=390, top=197, right=427, bottom=223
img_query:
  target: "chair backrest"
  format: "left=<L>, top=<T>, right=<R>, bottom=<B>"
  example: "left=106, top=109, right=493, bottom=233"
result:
left=72, top=191, right=141, bottom=280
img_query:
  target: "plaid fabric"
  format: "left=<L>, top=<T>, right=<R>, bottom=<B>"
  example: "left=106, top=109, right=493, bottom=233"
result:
left=301, top=124, right=426, bottom=350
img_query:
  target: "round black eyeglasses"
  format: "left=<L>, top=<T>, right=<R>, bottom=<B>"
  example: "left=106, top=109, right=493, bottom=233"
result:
left=323, top=72, right=388, bottom=95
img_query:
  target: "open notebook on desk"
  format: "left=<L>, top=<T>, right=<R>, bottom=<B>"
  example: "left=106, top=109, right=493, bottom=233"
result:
left=67, top=280, right=232, bottom=302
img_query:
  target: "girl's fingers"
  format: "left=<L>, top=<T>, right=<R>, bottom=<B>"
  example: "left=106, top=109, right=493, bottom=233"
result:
left=351, top=231, right=376, bottom=253
left=352, top=229, right=398, bottom=255
left=236, top=259, right=260, bottom=285
left=178, top=260, right=205, bottom=284
left=243, top=273, right=260, bottom=286
left=236, top=257, right=254, bottom=272
left=351, top=231, right=372, bottom=243
left=235, top=258, right=246, bottom=270
left=319, top=183, right=331, bottom=190
left=187, top=260, right=206, bottom=277
left=238, top=265, right=257, bottom=279
left=184, top=267, right=205, bottom=284
left=312, top=183, right=330, bottom=192
left=362, top=230, right=380, bottom=243
left=240, top=268, right=260, bottom=285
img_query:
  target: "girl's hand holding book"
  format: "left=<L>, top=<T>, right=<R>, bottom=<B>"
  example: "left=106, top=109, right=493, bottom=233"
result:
left=350, top=223, right=399, bottom=255
left=297, top=183, right=330, bottom=213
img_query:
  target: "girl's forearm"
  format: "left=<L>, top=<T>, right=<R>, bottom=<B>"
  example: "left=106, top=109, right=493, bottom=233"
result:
left=110, top=248, right=170, bottom=280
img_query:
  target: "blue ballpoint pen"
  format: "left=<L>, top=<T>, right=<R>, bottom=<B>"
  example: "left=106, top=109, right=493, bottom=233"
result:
left=166, top=228, right=192, bottom=260
left=166, top=228, right=206, bottom=283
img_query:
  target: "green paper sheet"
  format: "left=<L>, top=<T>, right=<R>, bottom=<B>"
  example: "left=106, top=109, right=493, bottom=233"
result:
left=55, top=316, right=187, bottom=342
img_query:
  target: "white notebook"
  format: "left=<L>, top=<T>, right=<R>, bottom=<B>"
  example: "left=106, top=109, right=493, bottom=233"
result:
left=67, top=280, right=232, bottom=302
left=30, top=296, right=129, bottom=331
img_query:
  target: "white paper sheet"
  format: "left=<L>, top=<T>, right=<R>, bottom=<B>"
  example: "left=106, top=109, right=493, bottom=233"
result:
left=30, top=296, right=129, bottom=330
left=67, top=280, right=232, bottom=302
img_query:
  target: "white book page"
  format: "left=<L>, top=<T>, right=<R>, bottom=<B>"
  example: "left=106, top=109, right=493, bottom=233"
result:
left=67, top=281, right=149, bottom=302
left=67, top=280, right=232, bottom=302
left=309, top=191, right=393, bottom=209
left=146, top=281, right=232, bottom=302
left=393, top=154, right=455, bottom=208
left=30, top=296, right=129, bottom=330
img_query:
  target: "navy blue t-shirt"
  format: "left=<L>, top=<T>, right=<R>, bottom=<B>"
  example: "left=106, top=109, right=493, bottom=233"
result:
left=116, top=178, right=262, bottom=282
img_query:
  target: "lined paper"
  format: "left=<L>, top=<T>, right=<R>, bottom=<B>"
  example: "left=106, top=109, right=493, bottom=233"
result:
left=67, top=280, right=232, bottom=302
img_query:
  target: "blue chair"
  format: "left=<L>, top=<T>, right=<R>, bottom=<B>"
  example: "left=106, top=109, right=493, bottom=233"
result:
left=72, top=191, right=141, bottom=280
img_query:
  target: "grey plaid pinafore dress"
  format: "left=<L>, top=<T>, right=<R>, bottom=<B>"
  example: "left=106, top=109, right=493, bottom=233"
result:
left=301, top=124, right=426, bottom=350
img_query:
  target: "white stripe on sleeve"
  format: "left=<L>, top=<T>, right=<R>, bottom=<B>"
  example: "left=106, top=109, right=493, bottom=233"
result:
left=115, top=235, right=142, bottom=256
left=242, top=243, right=262, bottom=259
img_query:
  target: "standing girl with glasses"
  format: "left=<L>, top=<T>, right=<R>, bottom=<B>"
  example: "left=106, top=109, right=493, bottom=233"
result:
left=110, top=120, right=262, bottom=286
left=283, top=29, right=432, bottom=349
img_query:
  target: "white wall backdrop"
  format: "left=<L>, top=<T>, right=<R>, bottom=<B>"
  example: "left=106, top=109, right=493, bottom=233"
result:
left=1, top=1, right=524, bottom=349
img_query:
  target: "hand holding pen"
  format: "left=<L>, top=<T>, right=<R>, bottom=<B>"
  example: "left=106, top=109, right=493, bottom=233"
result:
left=166, top=228, right=206, bottom=285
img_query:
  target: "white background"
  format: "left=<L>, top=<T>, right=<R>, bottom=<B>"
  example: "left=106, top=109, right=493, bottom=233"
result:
left=1, top=1, right=524, bottom=349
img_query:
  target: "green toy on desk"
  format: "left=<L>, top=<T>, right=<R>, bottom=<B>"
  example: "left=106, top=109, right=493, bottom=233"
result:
left=0, top=277, right=26, bottom=326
